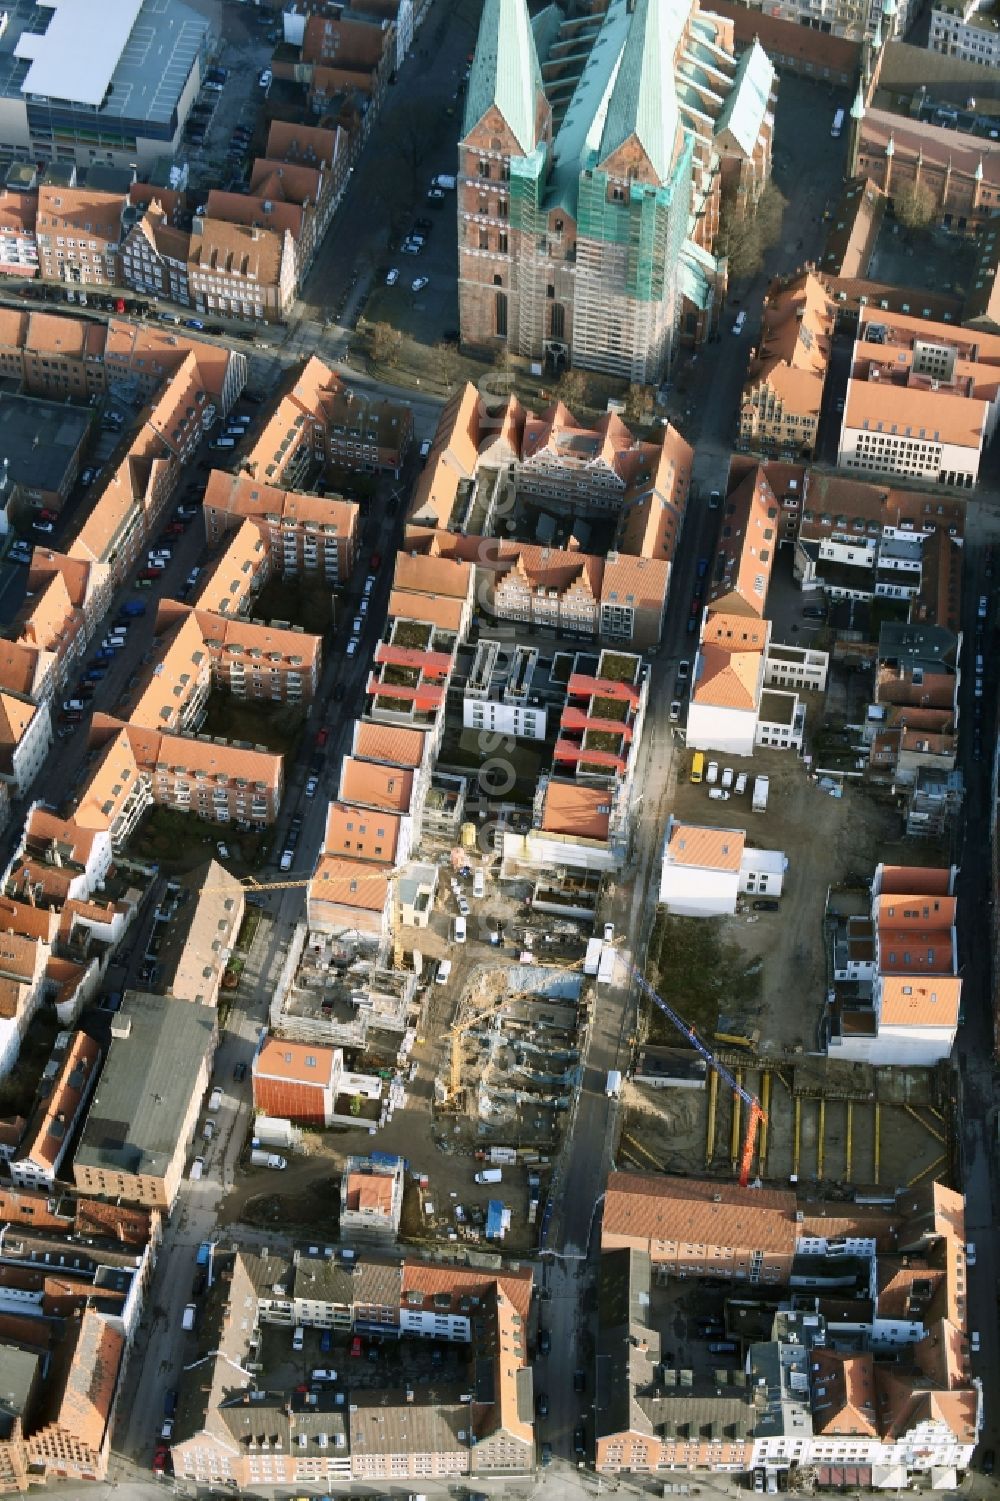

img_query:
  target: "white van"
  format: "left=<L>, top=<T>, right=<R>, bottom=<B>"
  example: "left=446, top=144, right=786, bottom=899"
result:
left=706, top=761, right=719, bottom=785
left=435, top=958, right=452, bottom=984
left=190, top=1156, right=204, bottom=1180
left=473, top=868, right=486, bottom=899
left=453, top=915, right=467, bottom=943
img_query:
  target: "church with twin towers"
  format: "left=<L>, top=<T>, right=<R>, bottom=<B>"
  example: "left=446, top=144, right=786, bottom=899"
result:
left=457, top=0, right=778, bottom=382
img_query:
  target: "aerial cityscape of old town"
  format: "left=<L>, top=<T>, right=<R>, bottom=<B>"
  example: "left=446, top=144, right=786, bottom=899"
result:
left=0, top=0, right=998, bottom=1497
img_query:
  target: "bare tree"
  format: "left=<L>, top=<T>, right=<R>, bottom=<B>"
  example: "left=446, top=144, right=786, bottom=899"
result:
left=369, top=321, right=402, bottom=368
left=624, top=382, right=654, bottom=425
left=556, top=367, right=588, bottom=413
left=893, top=180, right=936, bottom=234
left=716, top=183, right=788, bottom=281
left=431, top=339, right=461, bottom=392
left=378, top=102, right=442, bottom=199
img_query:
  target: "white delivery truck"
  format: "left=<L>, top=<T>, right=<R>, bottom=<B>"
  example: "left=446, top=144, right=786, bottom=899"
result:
left=208, top=1086, right=223, bottom=1112
left=251, top=1150, right=287, bottom=1169
left=182, top=1304, right=197, bottom=1330
left=584, top=936, right=603, bottom=975
left=752, top=775, right=770, bottom=812
left=606, top=1070, right=623, bottom=1098
left=597, top=945, right=617, bottom=986
left=475, top=1167, right=503, bottom=1184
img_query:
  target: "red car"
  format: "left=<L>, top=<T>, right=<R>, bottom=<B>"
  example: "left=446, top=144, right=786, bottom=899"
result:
left=370, top=551, right=381, bottom=570
left=138, top=567, right=163, bottom=581
left=38, top=508, right=57, bottom=522
left=115, top=298, right=126, bottom=314
left=152, top=1446, right=170, bottom=1474
left=165, top=522, right=185, bottom=536
left=315, top=727, right=329, bottom=749
left=351, top=1335, right=363, bottom=1358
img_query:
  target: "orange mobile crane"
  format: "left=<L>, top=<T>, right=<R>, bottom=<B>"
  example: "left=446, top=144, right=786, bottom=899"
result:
left=630, top=965, right=766, bottom=1188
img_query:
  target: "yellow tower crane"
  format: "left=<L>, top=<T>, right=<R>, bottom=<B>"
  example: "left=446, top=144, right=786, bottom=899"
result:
left=445, top=993, right=521, bottom=1109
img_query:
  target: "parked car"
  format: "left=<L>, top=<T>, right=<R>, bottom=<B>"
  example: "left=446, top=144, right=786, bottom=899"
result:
left=753, top=899, right=780, bottom=912
left=412, top=276, right=430, bottom=292
left=574, top=1368, right=586, bottom=1393
left=32, top=519, right=53, bottom=533
left=708, top=788, right=730, bottom=801
left=280, top=849, right=294, bottom=872
left=315, top=726, right=329, bottom=748
left=538, top=1328, right=551, bottom=1355
left=259, top=68, right=272, bottom=88
left=385, top=267, right=399, bottom=286
left=305, top=774, right=319, bottom=798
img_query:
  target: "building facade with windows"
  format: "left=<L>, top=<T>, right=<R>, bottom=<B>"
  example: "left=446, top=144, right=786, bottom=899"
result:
left=458, top=0, right=776, bottom=380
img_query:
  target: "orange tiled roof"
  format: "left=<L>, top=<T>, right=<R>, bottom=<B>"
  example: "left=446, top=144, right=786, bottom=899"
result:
left=879, top=976, right=961, bottom=1030
left=37, top=186, right=123, bottom=243
left=353, top=722, right=427, bottom=768
left=843, top=379, right=988, bottom=453
left=707, top=467, right=778, bottom=618
left=323, top=801, right=400, bottom=864
left=345, top=1172, right=394, bottom=1215
left=255, top=1036, right=337, bottom=1086
left=308, top=856, right=389, bottom=912
left=603, top=1171, right=798, bottom=1255
left=879, top=865, right=953, bottom=896
left=400, top=1258, right=532, bottom=1322
left=811, top=1350, right=878, bottom=1437
left=540, top=781, right=610, bottom=842
left=666, top=822, right=745, bottom=872
left=339, top=756, right=414, bottom=813
left=692, top=644, right=761, bottom=710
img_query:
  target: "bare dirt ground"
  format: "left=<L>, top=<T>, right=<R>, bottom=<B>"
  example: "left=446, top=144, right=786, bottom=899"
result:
left=620, top=1054, right=954, bottom=1197
left=667, top=747, right=946, bottom=1051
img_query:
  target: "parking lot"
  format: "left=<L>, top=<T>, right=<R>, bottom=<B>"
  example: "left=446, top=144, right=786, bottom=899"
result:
left=182, top=10, right=275, bottom=197
left=666, top=744, right=928, bottom=1052
left=364, top=178, right=462, bottom=344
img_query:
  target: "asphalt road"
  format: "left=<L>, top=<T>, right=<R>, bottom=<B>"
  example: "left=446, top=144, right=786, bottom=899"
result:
left=32, top=36, right=1000, bottom=1501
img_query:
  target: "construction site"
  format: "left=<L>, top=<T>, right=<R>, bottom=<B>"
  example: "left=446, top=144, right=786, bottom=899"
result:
left=619, top=1046, right=956, bottom=1197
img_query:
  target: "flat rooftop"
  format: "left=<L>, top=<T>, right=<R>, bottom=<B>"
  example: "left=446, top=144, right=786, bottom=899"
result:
left=0, top=0, right=208, bottom=125
left=75, top=990, right=215, bottom=1179
left=0, top=393, right=90, bottom=492
left=15, top=0, right=143, bottom=107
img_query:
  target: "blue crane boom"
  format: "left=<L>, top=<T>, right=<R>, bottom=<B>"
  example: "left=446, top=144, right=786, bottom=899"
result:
left=626, top=961, right=766, bottom=1186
